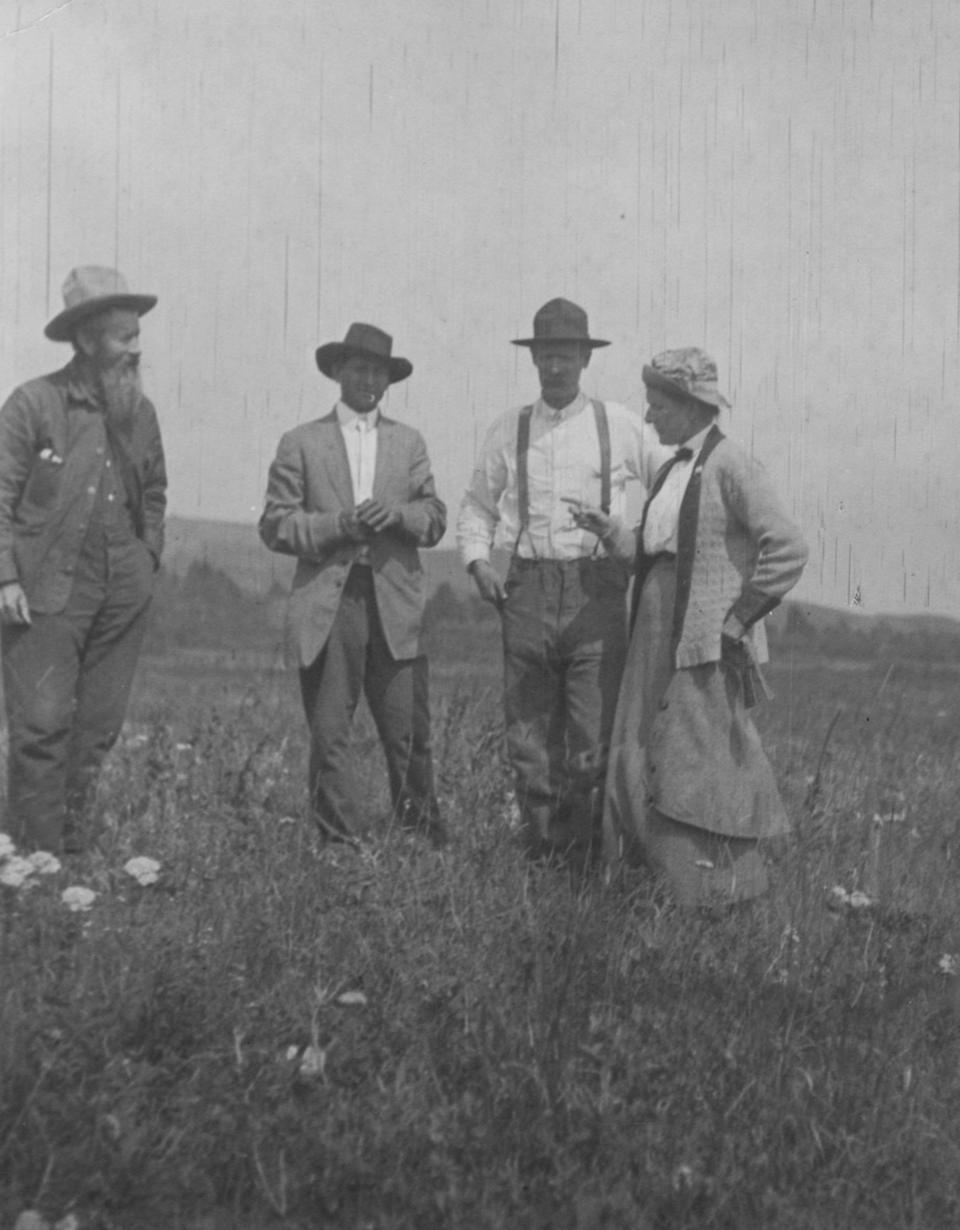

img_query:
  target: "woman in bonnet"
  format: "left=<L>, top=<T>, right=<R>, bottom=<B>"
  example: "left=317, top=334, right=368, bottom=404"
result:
left=572, top=348, right=808, bottom=905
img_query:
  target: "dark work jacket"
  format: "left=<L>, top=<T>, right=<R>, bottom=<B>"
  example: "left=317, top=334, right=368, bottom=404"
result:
left=0, top=361, right=167, bottom=614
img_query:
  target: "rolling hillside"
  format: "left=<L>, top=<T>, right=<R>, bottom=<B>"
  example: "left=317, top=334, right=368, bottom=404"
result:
left=164, top=516, right=960, bottom=655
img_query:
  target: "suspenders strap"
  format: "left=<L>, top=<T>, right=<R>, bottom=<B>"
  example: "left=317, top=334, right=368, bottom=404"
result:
left=591, top=399, right=611, bottom=514
left=514, top=399, right=611, bottom=552
left=516, top=405, right=534, bottom=532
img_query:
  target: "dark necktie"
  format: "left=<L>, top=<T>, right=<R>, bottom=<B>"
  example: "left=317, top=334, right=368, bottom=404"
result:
left=648, top=445, right=694, bottom=501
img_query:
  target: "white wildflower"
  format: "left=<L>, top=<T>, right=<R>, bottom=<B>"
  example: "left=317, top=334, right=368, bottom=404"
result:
left=284, top=1045, right=299, bottom=1062
left=27, top=850, right=62, bottom=875
left=61, top=886, right=96, bottom=913
left=299, top=1044, right=326, bottom=1079
left=0, top=856, right=36, bottom=889
left=336, top=990, right=367, bottom=1007
left=827, top=886, right=873, bottom=911
left=695, top=859, right=715, bottom=870
left=13, top=1211, right=50, bottom=1230
left=123, top=856, right=161, bottom=886
left=874, top=809, right=906, bottom=827
left=0, top=832, right=16, bottom=859
left=938, top=953, right=959, bottom=977
left=671, top=1163, right=695, bottom=1191
left=55, top=1216, right=81, bottom=1230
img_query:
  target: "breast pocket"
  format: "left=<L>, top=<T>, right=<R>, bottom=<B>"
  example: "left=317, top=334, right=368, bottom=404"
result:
left=18, top=455, right=65, bottom=518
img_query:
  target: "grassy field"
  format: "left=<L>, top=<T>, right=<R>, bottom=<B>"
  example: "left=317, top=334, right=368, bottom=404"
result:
left=2, top=620, right=960, bottom=1229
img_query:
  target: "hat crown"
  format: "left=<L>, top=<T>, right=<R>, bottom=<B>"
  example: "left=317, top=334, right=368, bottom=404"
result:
left=314, top=322, right=412, bottom=382
left=44, top=265, right=156, bottom=341
left=512, top=298, right=608, bottom=348
left=61, top=266, right=133, bottom=312
left=341, top=322, right=394, bottom=361
left=531, top=297, right=590, bottom=342
left=643, top=347, right=728, bottom=409
left=650, top=347, right=718, bottom=385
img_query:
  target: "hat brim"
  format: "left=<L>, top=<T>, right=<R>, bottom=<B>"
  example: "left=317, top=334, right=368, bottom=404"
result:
left=44, top=294, right=157, bottom=342
left=642, top=365, right=729, bottom=410
left=511, top=336, right=610, bottom=349
left=315, top=342, right=412, bottom=384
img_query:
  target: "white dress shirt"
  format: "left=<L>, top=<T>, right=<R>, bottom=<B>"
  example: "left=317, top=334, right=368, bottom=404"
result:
left=457, top=393, right=668, bottom=565
left=642, top=424, right=714, bottom=555
left=336, top=401, right=379, bottom=504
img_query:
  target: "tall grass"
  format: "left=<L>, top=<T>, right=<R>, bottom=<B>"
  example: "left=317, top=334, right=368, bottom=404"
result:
left=2, top=642, right=960, bottom=1228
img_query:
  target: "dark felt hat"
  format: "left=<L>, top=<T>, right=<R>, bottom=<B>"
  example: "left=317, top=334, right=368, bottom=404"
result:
left=45, top=266, right=157, bottom=342
left=315, top=323, right=413, bottom=383
left=511, top=298, right=610, bottom=349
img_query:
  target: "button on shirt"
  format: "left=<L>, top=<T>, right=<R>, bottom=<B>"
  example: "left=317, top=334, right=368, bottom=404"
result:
left=642, top=424, right=714, bottom=555
left=458, top=393, right=668, bottom=564
left=88, top=442, right=137, bottom=544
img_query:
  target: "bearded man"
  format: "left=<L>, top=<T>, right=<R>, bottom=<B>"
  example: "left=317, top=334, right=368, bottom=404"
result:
left=0, top=266, right=167, bottom=853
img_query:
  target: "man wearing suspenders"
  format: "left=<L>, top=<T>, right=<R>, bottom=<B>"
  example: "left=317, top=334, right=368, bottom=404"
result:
left=457, top=299, right=666, bottom=867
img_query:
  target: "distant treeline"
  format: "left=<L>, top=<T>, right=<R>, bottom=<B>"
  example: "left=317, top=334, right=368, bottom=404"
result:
left=146, top=560, right=285, bottom=654
left=771, top=603, right=960, bottom=663
left=146, top=563, right=960, bottom=665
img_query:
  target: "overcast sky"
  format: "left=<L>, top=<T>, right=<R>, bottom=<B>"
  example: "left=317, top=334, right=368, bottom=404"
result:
left=1, top=0, right=958, bottom=615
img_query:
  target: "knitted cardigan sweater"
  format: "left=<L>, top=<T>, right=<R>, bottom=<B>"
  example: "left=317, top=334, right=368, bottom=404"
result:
left=618, top=426, right=808, bottom=668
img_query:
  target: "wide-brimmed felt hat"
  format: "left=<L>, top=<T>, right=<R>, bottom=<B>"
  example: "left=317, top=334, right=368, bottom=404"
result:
left=315, top=323, right=413, bottom=383
left=642, top=347, right=730, bottom=409
left=45, top=266, right=157, bottom=342
left=512, top=298, right=610, bottom=349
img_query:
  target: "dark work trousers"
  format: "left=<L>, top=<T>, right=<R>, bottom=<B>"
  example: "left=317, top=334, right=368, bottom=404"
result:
left=298, top=563, right=438, bottom=841
left=501, top=556, right=629, bottom=860
left=2, top=518, right=154, bottom=852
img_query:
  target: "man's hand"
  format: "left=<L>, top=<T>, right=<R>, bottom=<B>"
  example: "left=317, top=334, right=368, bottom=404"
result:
left=562, top=497, right=612, bottom=540
left=355, top=499, right=401, bottom=534
left=468, top=560, right=506, bottom=609
left=338, top=510, right=372, bottom=543
left=0, top=581, right=30, bottom=625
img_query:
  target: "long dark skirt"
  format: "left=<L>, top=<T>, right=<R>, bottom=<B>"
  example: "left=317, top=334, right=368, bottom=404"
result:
left=602, top=559, right=789, bottom=906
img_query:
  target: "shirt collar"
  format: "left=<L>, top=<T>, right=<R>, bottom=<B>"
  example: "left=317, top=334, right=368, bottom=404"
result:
left=678, top=423, right=713, bottom=459
left=336, top=401, right=380, bottom=430
left=535, top=390, right=587, bottom=420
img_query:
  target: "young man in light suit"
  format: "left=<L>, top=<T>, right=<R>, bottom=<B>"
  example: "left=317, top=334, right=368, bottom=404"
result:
left=259, top=323, right=447, bottom=846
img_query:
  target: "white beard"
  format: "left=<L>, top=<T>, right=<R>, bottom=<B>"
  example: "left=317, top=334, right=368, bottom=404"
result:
left=98, top=360, right=143, bottom=431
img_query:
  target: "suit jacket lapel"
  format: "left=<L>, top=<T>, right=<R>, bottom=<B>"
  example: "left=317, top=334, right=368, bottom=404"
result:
left=318, top=408, right=355, bottom=507
left=371, top=415, right=397, bottom=501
